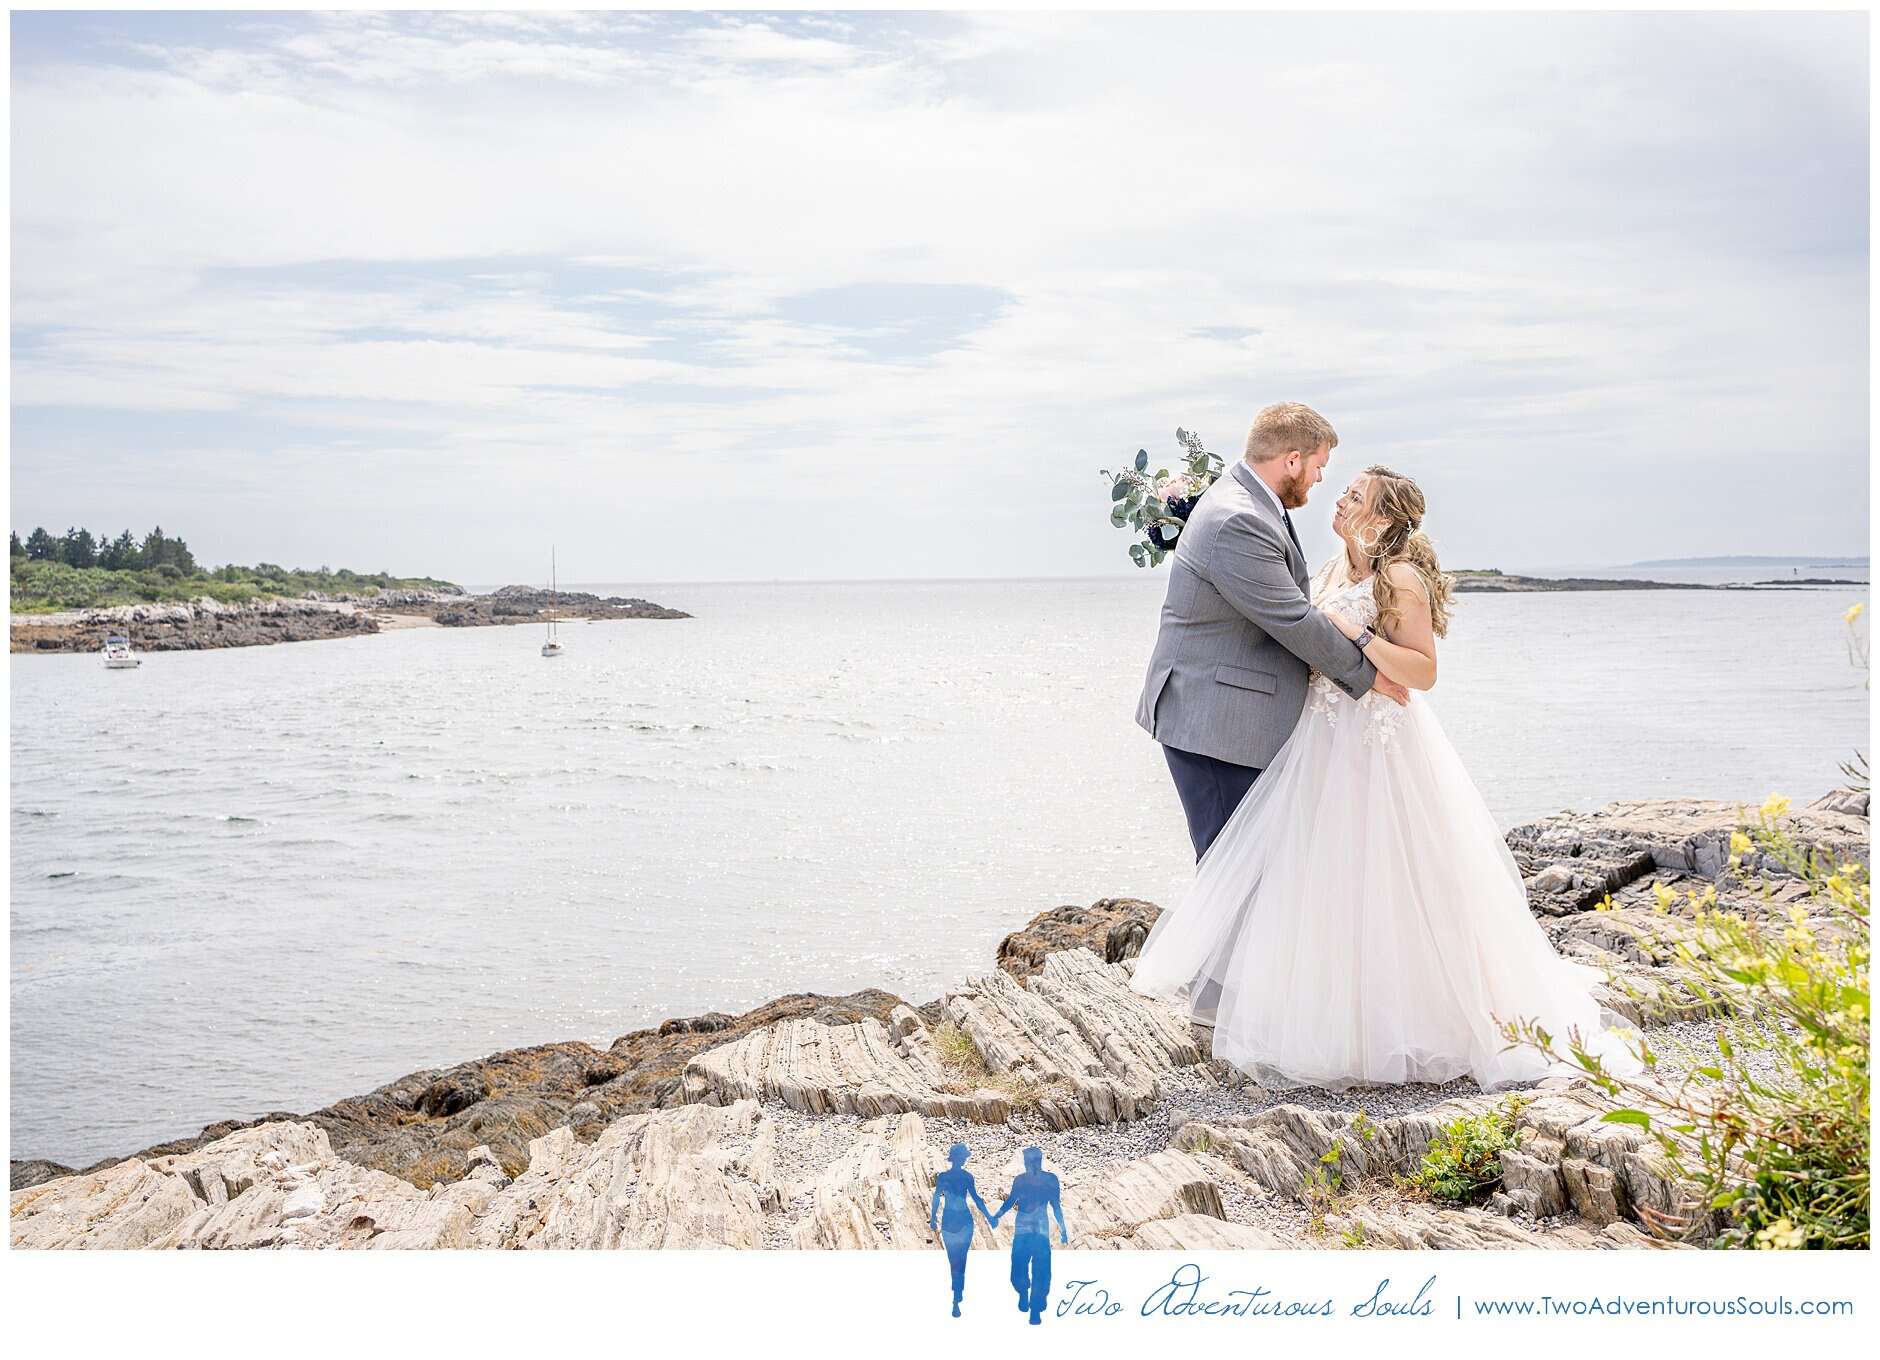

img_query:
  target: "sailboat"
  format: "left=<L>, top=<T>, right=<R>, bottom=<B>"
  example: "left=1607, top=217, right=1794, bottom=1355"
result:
left=541, top=547, right=565, bottom=658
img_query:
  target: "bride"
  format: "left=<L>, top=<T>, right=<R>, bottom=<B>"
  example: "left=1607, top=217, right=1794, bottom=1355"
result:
left=1128, top=465, right=1642, bottom=1092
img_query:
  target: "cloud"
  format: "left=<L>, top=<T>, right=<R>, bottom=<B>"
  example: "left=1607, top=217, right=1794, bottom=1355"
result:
left=683, top=19, right=861, bottom=69
left=8, top=10, right=1868, bottom=581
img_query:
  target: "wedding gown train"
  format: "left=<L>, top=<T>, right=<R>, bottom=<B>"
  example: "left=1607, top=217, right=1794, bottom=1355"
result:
left=1129, top=567, right=1643, bottom=1092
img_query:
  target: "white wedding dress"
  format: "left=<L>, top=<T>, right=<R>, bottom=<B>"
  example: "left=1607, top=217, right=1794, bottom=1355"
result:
left=1129, top=560, right=1643, bottom=1092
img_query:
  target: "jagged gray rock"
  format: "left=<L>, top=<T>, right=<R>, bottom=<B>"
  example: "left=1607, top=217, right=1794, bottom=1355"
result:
left=472, top=1100, right=781, bottom=1249
left=941, top=952, right=1209, bottom=1130
left=789, top=1112, right=952, bottom=1250
left=1060, top=1148, right=1226, bottom=1245
left=7, top=1066, right=1723, bottom=1252
left=1130, top=1214, right=1292, bottom=1249
left=686, top=951, right=1209, bottom=1133
left=1324, top=1200, right=1691, bottom=1250
left=8, top=1122, right=496, bottom=1250
left=681, top=1013, right=1012, bottom=1124
left=10, top=1158, right=203, bottom=1250
left=1166, top=1076, right=1716, bottom=1249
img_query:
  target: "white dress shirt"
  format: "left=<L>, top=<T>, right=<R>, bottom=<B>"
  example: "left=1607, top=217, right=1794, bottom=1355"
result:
left=1243, top=461, right=1288, bottom=518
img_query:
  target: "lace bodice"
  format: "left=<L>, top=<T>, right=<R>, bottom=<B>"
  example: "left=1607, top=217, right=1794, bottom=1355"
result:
left=1314, top=574, right=1379, bottom=629
left=1305, top=567, right=1406, bottom=748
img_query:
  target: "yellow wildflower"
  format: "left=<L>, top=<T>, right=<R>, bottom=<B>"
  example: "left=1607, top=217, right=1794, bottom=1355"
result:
left=1729, top=830, right=1753, bottom=859
left=1760, top=794, right=1791, bottom=821
left=1845, top=602, right=1865, bottom=626
left=1754, top=1218, right=1805, bottom=1250
left=1651, top=881, right=1676, bottom=914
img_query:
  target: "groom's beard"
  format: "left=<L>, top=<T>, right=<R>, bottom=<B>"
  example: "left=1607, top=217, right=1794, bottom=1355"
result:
left=1278, top=468, right=1312, bottom=509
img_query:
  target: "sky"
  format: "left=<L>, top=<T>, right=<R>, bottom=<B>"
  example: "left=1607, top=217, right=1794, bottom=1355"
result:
left=7, top=8, right=1871, bottom=585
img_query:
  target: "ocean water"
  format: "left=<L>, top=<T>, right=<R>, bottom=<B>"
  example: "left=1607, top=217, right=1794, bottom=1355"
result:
left=9, top=574, right=1870, bottom=1165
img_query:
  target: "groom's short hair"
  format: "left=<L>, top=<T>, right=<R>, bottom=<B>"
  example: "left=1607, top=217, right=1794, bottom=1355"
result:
left=1246, top=402, right=1338, bottom=462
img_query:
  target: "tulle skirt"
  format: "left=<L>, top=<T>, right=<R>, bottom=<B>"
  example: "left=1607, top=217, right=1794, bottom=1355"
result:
left=1130, top=683, right=1643, bottom=1092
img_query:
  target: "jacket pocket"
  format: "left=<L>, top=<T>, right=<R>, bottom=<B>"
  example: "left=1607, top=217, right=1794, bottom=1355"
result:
left=1213, top=663, right=1277, bottom=694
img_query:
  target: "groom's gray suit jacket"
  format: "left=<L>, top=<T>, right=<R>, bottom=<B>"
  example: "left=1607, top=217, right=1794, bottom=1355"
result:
left=1135, top=459, right=1378, bottom=770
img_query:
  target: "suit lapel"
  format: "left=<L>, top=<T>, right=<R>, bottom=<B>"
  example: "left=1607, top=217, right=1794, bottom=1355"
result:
left=1230, top=460, right=1308, bottom=587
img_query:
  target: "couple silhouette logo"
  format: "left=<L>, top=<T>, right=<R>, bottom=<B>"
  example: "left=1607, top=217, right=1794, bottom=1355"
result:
left=928, top=1143, right=1069, bottom=1324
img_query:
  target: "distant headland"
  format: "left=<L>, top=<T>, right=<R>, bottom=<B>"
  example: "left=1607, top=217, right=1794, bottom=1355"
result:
left=1628, top=554, right=1870, bottom=568
left=8, top=524, right=688, bottom=654
left=1450, top=569, right=1714, bottom=593
left=1446, top=568, right=1861, bottom=593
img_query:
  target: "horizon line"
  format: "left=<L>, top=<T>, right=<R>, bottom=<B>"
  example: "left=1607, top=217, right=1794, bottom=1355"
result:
left=461, top=559, right=1873, bottom=591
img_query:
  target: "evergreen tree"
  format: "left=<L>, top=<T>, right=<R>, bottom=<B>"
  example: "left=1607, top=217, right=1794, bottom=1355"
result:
left=166, top=533, right=197, bottom=575
left=9, top=530, right=23, bottom=558
left=60, top=526, right=98, bottom=569
left=24, top=527, right=57, bottom=561
left=140, top=526, right=170, bottom=569
left=100, top=529, right=139, bottom=570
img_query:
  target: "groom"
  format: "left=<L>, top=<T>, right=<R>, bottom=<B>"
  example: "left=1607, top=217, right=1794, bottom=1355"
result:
left=1136, top=401, right=1408, bottom=861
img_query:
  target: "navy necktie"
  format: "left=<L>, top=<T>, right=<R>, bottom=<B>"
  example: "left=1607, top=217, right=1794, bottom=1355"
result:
left=1282, top=508, right=1302, bottom=557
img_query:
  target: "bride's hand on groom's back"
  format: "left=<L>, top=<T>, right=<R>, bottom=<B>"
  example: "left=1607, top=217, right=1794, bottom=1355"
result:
left=1374, top=675, right=1410, bottom=706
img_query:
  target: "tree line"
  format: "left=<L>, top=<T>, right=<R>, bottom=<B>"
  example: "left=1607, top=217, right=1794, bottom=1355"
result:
left=11, top=525, right=197, bottom=574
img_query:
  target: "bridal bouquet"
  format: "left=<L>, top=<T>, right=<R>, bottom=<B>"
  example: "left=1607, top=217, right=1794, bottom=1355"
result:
left=1101, top=427, right=1225, bottom=567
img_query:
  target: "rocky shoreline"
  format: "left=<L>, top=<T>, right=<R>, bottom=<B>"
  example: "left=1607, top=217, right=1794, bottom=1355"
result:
left=11, top=789, right=1867, bottom=1250
left=8, top=584, right=689, bottom=653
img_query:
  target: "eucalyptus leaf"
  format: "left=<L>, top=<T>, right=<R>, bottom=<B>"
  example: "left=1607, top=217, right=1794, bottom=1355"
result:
left=1135, top=448, right=1148, bottom=472
left=1111, top=480, right=1128, bottom=502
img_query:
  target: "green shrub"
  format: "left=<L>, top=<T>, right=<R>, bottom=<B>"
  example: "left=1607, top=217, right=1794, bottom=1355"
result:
left=1503, top=797, right=1869, bottom=1249
left=1410, top=1096, right=1527, bottom=1203
left=8, top=554, right=457, bottom=612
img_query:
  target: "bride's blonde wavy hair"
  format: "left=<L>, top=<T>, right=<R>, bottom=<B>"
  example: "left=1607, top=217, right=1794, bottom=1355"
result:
left=1352, top=465, right=1454, bottom=638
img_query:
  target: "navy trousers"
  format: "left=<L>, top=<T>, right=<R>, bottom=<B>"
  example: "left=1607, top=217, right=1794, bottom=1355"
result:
left=1162, top=743, right=1262, bottom=862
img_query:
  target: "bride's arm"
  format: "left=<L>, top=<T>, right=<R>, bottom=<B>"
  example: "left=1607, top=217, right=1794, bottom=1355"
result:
left=1329, top=564, right=1438, bottom=691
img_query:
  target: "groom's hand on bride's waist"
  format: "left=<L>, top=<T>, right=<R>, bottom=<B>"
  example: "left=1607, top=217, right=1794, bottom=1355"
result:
left=1374, top=675, right=1410, bottom=706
